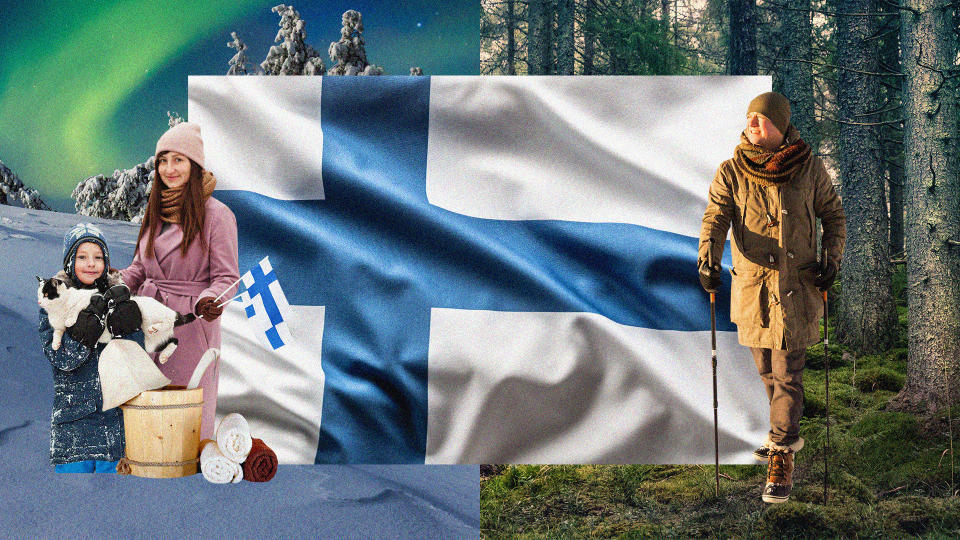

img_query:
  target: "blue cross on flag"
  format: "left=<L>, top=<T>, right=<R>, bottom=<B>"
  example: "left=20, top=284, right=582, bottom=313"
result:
left=189, top=75, right=773, bottom=465
left=237, top=256, right=293, bottom=350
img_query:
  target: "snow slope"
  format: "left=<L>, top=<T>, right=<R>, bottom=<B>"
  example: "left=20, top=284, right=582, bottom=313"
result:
left=0, top=205, right=478, bottom=538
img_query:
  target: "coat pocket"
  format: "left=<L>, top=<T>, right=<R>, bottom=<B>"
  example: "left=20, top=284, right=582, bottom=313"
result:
left=730, top=267, right=769, bottom=327
left=796, top=269, right=824, bottom=322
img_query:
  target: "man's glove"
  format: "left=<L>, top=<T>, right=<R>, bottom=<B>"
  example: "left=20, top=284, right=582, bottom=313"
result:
left=66, top=294, right=107, bottom=348
left=814, top=258, right=838, bottom=292
left=698, top=259, right=722, bottom=293
left=103, top=285, right=142, bottom=337
left=195, top=297, right=224, bottom=321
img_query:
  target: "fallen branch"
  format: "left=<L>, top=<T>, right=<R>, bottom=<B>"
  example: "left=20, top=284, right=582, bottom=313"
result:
left=878, top=485, right=908, bottom=498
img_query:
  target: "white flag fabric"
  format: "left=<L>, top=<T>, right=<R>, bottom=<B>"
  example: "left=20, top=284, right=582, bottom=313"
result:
left=189, top=75, right=772, bottom=464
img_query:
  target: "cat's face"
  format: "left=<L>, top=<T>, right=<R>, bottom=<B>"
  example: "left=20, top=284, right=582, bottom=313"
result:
left=36, top=276, right=67, bottom=309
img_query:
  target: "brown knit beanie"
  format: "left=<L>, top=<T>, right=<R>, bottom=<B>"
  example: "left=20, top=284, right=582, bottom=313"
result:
left=155, top=122, right=204, bottom=169
left=747, top=92, right=791, bottom=135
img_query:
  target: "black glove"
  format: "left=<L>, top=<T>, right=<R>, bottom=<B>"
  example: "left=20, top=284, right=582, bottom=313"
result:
left=698, top=259, right=721, bottom=293
left=103, top=285, right=142, bottom=337
left=66, top=294, right=107, bottom=348
left=814, top=258, right=838, bottom=291
left=107, top=301, right=142, bottom=337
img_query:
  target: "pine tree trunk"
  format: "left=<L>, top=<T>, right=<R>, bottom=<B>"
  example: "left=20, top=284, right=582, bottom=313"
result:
left=527, top=0, right=545, bottom=74
left=507, top=0, right=517, bottom=75
left=556, top=0, right=575, bottom=74
left=727, top=0, right=757, bottom=75
left=888, top=161, right=905, bottom=255
left=834, top=0, right=897, bottom=355
left=538, top=0, right=555, bottom=74
left=583, top=0, right=596, bottom=74
left=773, top=0, right=818, bottom=154
left=879, top=4, right=904, bottom=255
left=891, top=0, right=960, bottom=413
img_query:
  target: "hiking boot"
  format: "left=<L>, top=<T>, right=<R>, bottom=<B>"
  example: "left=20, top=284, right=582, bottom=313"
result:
left=761, top=449, right=794, bottom=504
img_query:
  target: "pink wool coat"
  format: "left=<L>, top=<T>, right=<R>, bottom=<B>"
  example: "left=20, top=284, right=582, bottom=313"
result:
left=121, top=196, right=239, bottom=439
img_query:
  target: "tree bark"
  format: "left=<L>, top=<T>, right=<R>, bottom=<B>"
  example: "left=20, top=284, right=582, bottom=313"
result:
left=834, top=0, right=898, bottom=355
left=727, top=0, right=757, bottom=75
left=887, top=158, right=905, bottom=256
left=527, top=0, right=546, bottom=74
left=891, top=0, right=960, bottom=413
left=879, top=7, right=904, bottom=255
left=772, top=0, right=818, bottom=154
left=507, top=0, right=517, bottom=74
left=539, top=0, right=555, bottom=74
left=556, top=0, right=575, bottom=74
left=583, top=0, right=596, bottom=74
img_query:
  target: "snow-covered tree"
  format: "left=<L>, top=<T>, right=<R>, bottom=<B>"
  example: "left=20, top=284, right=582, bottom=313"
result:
left=0, top=158, right=51, bottom=210
left=327, top=10, right=384, bottom=75
left=74, top=156, right=153, bottom=223
left=261, top=4, right=325, bottom=75
left=227, top=32, right=251, bottom=75
left=167, top=111, right=183, bottom=128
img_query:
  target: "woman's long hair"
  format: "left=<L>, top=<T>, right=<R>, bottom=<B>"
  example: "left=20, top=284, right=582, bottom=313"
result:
left=136, top=152, right=208, bottom=258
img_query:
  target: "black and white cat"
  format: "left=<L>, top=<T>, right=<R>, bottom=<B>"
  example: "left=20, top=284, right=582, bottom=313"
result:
left=37, top=276, right=197, bottom=363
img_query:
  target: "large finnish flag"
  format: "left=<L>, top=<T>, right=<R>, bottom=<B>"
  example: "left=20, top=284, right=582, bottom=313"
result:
left=189, top=75, right=771, bottom=464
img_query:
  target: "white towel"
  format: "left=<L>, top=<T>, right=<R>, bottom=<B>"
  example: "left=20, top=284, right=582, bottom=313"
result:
left=216, top=413, right=253, bottom=463
left=200, top=440, right=243, bottom=484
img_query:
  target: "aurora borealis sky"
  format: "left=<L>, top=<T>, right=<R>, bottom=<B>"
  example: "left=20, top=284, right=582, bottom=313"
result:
left=0, top=0, right=479, bottom=211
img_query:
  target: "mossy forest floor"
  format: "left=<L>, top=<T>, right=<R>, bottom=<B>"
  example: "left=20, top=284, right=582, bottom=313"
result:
left=480, top=269, right=960, bottom=538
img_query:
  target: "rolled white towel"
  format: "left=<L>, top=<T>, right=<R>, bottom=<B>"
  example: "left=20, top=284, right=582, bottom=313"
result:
left=216, top=413, right=253, bottom=463
left=200, top=440, right=243, bottom=484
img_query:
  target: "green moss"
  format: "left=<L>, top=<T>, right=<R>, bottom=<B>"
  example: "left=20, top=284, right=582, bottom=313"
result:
left=757, top=502, right=827, bottom=538
left=854, top=367, right=905, bottom=392
left=877, top=496, right=960, bottom=535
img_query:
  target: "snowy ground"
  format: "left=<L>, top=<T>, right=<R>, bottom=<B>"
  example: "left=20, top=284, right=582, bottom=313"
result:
left=0, top=205, right=479, bottom=538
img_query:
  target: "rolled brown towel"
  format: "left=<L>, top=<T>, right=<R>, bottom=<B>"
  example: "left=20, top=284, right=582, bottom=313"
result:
left=241, top=438, right=278, bottom=482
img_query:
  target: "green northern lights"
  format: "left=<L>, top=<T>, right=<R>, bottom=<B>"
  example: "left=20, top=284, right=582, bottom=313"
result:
left=1, top=0, right=264, bottom=210
left=0, top=1, right=479, bottom=211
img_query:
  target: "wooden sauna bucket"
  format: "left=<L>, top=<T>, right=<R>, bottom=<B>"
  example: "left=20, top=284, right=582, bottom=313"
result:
left=120, top=386, right=203, bottom=478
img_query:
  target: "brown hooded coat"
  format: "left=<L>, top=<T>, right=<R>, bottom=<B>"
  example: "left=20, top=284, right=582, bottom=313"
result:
left=699, top=126, right=846, bottom=350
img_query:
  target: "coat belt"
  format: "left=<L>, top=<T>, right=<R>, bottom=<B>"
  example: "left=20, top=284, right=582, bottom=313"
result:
left=141, top=278, right=208, bottom=304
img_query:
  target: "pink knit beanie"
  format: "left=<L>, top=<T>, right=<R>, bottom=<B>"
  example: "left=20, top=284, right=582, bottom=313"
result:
left=156, top=122, right=204, bottom=169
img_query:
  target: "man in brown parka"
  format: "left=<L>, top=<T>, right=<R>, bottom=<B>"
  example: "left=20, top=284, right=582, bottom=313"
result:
left=698, top=92, right=845, bottom=504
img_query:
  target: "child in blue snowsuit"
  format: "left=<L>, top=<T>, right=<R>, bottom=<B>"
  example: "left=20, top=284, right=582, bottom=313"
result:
left=39, top=223, right=144, bottom=472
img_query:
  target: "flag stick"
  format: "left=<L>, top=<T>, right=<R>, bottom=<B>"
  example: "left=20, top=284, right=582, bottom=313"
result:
left=212, top=275, right=245, bottom=304
left=215, top=292, right=245, bottom=309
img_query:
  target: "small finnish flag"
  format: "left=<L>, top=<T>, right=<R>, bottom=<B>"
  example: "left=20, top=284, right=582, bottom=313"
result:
left=238, top=256, right=293, bottom=350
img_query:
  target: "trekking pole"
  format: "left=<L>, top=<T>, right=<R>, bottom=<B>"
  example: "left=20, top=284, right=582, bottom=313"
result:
left=822, top=249, right=830, bottom=503
left=708, top=238, right=720, bottom=497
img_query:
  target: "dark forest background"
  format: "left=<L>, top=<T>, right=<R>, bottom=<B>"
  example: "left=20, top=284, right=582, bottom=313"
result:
left=481, top=0, right=960, bottom=536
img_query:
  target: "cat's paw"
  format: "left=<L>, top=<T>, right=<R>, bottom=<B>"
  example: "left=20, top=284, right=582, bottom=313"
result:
left=146, top=323, right=161, bottom=334
left=51, top=339, right=61, bottom=350
left=159, top=345, right=177, bottom=364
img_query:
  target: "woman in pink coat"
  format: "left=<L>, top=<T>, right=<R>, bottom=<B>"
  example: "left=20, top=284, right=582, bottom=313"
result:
left=121, top=122, right=239, bottom=439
